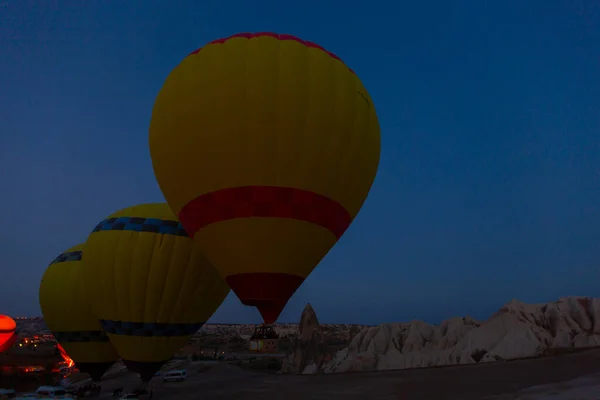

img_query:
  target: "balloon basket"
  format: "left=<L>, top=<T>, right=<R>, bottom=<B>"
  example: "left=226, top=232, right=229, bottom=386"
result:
left=248, top=325, right=280, bottom=354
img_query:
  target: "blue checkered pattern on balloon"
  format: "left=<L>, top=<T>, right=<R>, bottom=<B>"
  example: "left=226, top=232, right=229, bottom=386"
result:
left=53, top=330, right=110, bottom=343
left=101, top=320, right=204, bottom=337
left=50, top=251, right=83, bottom=265
left=92, top=217, right=189, bottom=237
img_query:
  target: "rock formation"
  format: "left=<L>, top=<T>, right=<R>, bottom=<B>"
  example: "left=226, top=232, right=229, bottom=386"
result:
left=323, top=296, right=600, bottom=373
left=281, top=303, right=328, bottom=374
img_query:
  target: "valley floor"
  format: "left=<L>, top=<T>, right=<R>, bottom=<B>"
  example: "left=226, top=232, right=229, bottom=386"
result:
left=94, top=349, right=600, bottom=400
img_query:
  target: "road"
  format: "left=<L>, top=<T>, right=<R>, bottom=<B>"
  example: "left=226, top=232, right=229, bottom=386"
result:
left=92, top=349, right=600, bottom=400
left=487, top=372, right=600, bottom=399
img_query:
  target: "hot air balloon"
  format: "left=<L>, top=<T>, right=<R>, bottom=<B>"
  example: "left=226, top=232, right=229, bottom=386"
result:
left=149, top=32, right=380, bottom=324
left=0, top=315, right=17, bottom=353
left=39, top=244, right=119, bottom=381
left=81, top=203, right=230, bottom=382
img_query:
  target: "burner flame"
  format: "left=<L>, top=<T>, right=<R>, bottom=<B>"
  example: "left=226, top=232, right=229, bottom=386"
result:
left=56, top=343, right=74, bottom=368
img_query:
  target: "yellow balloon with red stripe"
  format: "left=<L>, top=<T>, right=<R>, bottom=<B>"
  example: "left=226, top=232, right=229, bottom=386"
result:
left=81, top=203, right=230, bottom=382
left=149, top=32, right=380, bottom=324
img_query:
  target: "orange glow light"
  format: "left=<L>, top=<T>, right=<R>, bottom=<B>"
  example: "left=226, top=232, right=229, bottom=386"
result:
left=56, top=344, right=74, bottom=368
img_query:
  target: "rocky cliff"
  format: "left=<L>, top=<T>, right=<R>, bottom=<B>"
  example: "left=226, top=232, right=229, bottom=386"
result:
left=323, top=297, right=600, bottom=373
left=281, top=303, right=328, bottom=374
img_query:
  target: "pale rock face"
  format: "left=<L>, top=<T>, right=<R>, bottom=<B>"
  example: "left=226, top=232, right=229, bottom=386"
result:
left=281, top=303, right=328, bottom=374
left=322, top=296, right=600, bottom=373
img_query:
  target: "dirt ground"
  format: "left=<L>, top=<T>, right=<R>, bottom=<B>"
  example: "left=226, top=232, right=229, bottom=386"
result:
left=92, top=349, right=600, bottom=400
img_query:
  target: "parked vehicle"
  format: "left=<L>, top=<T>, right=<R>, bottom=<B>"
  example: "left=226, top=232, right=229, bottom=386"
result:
left=162, top=369, right=187, bottom=382
left=118, top=395, right=138, bottom=400
left=35, top=386, right=67, bottom=399
left=0, top=389, right=16, bottom=399
left=119, top=388, right=152, bottom=400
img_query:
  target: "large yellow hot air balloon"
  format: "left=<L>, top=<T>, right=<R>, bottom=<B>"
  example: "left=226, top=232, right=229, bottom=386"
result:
left=39, top=244, right=119, bottom=381
left=81, top=203, right=230, bottom=381
left=149, top=32, right=380, bottom=324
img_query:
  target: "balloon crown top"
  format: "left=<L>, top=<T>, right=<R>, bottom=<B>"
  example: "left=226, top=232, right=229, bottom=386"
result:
left=186, top=32, right=355, bottom=75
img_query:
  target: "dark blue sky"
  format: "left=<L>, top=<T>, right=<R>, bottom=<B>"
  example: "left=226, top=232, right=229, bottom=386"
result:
left=1, top=1, right=599, bottom=325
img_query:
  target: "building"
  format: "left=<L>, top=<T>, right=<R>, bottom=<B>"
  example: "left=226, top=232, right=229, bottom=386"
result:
left=173, top=344, right=228, bottom=360
left=249, top=325, right=279, bottom=353
left=198, top=345, right=228, bottom=359
left=0, top=348, right=62, bottom=376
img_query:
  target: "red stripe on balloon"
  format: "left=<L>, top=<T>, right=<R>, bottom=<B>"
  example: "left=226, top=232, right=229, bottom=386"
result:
left=225, top=273, right=305, bottom=325
left=178, top=186, right=352, bottom=239
left=186, top=32, right=356, bottom=75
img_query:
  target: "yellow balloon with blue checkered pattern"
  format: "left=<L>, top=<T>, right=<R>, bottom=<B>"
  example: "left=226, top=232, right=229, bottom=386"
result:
left=39, top=243, right=119, bottom=381
left=81, top=203, right=230, bottom=381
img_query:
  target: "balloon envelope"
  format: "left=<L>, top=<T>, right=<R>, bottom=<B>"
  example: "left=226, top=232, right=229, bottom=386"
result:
left=39, top=244, right=119, bottom=381
left=82, top=203, right=230, bottom=381
left=0, top=315, right=17, bottom=353
left=149, top=32, right=380, bottom=323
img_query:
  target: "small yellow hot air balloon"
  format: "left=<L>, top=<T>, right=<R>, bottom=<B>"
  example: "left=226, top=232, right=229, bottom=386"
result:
left=39, top=244, right=119, bottom=381
left=149, top=32, right=380, bottom=324
left=81, top=203, right=230, bottom=381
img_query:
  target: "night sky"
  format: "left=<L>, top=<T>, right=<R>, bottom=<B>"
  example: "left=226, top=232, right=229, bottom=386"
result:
left=1, top=1, right=599, bottom=325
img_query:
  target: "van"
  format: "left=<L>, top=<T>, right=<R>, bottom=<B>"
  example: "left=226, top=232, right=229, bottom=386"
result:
left=0, top=389, right=16, bottom=399
left=120, top=388, right=151, bottom=400
left=163, top=369, right=187, bottom=382
left=118, top=395, right=138, bottom=400
left=35, top=386, right=66, bottom=399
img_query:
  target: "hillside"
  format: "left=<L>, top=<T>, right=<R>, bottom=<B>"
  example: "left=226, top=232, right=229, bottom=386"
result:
left=18, top=317, right=366, bottom=351
left=322, top=296, right=600, bottom=373
left=198, top=322, right=365, bottom=343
